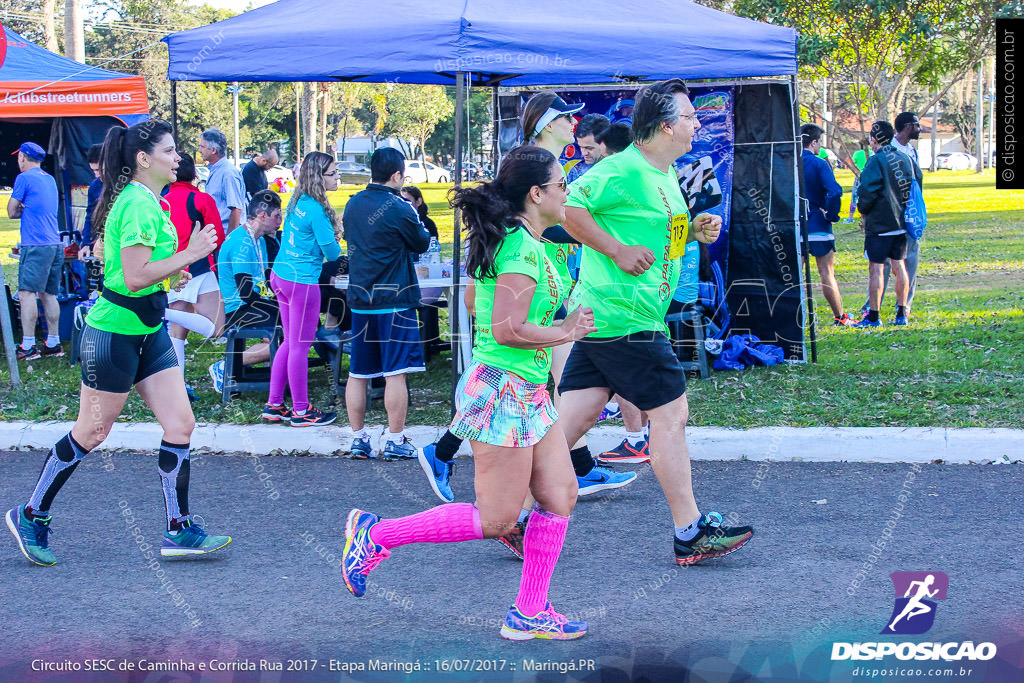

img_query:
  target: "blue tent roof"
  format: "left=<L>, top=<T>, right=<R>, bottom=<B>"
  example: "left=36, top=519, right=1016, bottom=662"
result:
left=163, top=0, right=796, bottom=85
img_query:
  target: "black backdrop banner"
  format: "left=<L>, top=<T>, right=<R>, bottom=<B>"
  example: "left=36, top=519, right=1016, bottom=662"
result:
left=498, top=81, right=807, bottom=361
left=728, top=82, right=806, bottom=360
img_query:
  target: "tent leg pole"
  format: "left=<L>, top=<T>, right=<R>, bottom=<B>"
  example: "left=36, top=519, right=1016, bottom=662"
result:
left=171, top=81, right=179, bottom=141
left=791, top=74, right=817, bottom=363
left=0, top=266, right=22, bottom=387
left=451, top=72, right=466, bottom=418
left=491, top=85, right=499, bottom=171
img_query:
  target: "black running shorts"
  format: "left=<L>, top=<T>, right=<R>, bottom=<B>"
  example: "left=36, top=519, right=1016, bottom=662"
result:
left=864, top=233, right=908, bottom=264
left=79, top=324, right=178, bottom=393
left=558, top=332, right=686, bottom=411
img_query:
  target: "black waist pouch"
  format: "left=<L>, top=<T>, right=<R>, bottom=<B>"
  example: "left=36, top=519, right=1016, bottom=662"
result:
left=101, top=288, right=168, bottom=328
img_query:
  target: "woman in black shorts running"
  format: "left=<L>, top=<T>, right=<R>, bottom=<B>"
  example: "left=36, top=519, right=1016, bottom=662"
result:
left=5, top=120, right=231, bottom=566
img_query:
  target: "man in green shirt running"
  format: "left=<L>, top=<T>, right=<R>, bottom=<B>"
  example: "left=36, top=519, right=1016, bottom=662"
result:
left=558, top=79, right=754, bottom=566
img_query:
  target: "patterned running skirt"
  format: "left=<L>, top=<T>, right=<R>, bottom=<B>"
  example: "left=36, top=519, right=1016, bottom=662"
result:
left=449, top=360, right=558, bottom=448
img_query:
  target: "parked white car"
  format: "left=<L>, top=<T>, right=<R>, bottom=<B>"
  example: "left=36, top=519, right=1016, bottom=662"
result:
left=936, top=152, right=978, bottom=171
left=404, top=159, right=450, bottom=184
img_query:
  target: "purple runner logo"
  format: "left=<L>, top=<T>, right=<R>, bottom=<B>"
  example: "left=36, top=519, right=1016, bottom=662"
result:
left=881, top=571, right=948, bottom=635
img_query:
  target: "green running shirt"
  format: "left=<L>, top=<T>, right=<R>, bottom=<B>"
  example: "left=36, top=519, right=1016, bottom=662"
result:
left=471, top=225, right=566, bottom=384
left=565, top=144, right=689, bottom=337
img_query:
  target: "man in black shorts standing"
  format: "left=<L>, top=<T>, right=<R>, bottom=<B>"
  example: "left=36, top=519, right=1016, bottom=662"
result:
left=558, top=79, right=754, bottom=566
left=853, top=121, right=918, bottom=328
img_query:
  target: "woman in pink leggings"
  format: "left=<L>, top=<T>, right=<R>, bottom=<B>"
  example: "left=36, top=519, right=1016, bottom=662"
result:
left=262, top=152, right=340, bottom=426
left=341, top=145, right=596, bottom=640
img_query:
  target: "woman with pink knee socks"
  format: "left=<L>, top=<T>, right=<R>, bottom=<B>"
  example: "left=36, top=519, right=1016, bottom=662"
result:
left=263, top=152, right=340, bottom=427
left=341, top=145, right=596, bottom=640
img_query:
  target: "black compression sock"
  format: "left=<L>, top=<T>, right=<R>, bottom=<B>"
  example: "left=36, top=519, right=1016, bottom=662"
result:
left=895, top=305, right=907, bottom=317
left=867, top=310, right=880, bottom=323
left=434, top=430, right=462, bottom=463
left=570, top=446, right=596, bottom=477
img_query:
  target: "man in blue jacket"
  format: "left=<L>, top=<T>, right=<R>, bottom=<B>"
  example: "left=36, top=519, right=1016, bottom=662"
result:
left=801, top=124, right=851, bottom=326
left=342, top=147, right=431, bottom=460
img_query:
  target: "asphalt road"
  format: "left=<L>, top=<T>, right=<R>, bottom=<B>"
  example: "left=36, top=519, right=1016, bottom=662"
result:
left=0, top=449, right=1021, bottom=682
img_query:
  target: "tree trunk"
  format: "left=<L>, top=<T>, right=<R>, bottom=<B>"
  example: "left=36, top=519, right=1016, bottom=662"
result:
left=41, top=0, right=59, bottom=52
left=318, top=82, right=331, bottom=155
left=63, top=0, right=84, bottom=62
left=301, top=83, right=317, bottom=157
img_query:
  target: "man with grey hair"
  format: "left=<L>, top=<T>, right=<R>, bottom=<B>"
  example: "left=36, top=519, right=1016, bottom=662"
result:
left=242, top=146, right=279, bottom=199
left=198, top=127, right=245, bottom=233
left=559, top=79, right=754, bottom=566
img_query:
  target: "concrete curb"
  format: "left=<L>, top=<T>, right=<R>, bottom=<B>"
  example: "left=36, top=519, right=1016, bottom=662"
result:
left=0, top=422, right=1020, bottom=464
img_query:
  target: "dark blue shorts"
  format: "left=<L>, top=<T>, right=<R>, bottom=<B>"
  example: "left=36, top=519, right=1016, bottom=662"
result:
left=808, top=239, right=835, bottom=258
left=349, top=309, right=425, bottom=379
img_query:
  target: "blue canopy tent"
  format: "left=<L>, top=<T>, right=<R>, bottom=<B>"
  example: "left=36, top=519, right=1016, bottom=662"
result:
left=164, top=0, right=813, bottom=401
left=163, top=0, right=795, bottom=84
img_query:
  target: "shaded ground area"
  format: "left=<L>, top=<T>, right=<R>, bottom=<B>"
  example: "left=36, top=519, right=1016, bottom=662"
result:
left=0, top=450, right=1021, bottom=681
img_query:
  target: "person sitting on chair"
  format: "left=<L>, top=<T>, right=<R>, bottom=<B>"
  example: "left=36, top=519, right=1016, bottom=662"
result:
left=209, top=190, right=284, bottom=394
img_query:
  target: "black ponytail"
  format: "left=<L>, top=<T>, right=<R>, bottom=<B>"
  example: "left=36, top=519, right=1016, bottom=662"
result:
left=450, top=145, right=557, bottom=280
left=92, top=119, right=174, bottom=241
left=451, top=183, right=514, bottom=280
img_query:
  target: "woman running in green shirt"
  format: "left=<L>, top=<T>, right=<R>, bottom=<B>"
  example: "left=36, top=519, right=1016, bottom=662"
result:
left=6, top=120, right=231, bottom=566
left=342, top=145, right=595, bottom=640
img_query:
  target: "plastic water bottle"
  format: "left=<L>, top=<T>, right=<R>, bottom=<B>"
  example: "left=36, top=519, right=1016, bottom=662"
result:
left=427, top=237, right=441, bottom=264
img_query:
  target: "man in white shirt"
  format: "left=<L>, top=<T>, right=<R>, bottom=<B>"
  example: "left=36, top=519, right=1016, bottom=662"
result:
left=199, top=128, right=245, bottom=233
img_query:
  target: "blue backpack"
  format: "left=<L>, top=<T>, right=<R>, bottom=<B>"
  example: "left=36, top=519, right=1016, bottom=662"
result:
left=904, top=179, right=927, bottom=240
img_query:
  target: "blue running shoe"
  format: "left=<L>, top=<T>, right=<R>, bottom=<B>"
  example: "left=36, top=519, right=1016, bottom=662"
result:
left=500, top=602, right=588, bottom=641
left=208, top=360, right=224, bottom=394
left=853, top=317, right=881, bottom=328
left=891, top=315, right=908, bottom=326
left=6, top=505, right=56, bottom=566
left=350, top=435, right=376, bottom=459
left=382, top=436, right=417, bottom=461
left=596, top=402, right=621, bottom=423
left=342, top=508, right=391, bottom=597
left=161, top=518, right=232, bottom=557
left=577, top=465, right=636, bottom=496
left=418, top=444, right=455, bottom=502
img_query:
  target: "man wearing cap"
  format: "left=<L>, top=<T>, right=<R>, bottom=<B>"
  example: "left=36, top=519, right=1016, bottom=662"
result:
left=853, top=121, right=919, bottom=328
left=6, top=142, right=64, bottom=360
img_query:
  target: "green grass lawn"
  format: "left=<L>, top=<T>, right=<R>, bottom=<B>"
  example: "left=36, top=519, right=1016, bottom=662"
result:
left=0, top=172, right=1021, bottom=428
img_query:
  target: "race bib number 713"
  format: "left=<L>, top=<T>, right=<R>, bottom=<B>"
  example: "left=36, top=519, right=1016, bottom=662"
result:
left=668, top=213, right=690, bottom=260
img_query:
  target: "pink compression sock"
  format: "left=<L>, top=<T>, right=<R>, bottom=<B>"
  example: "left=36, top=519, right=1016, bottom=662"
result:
left=368, top=503, right=483, bottom=549
left=515, top=506, right=570, bottom=617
